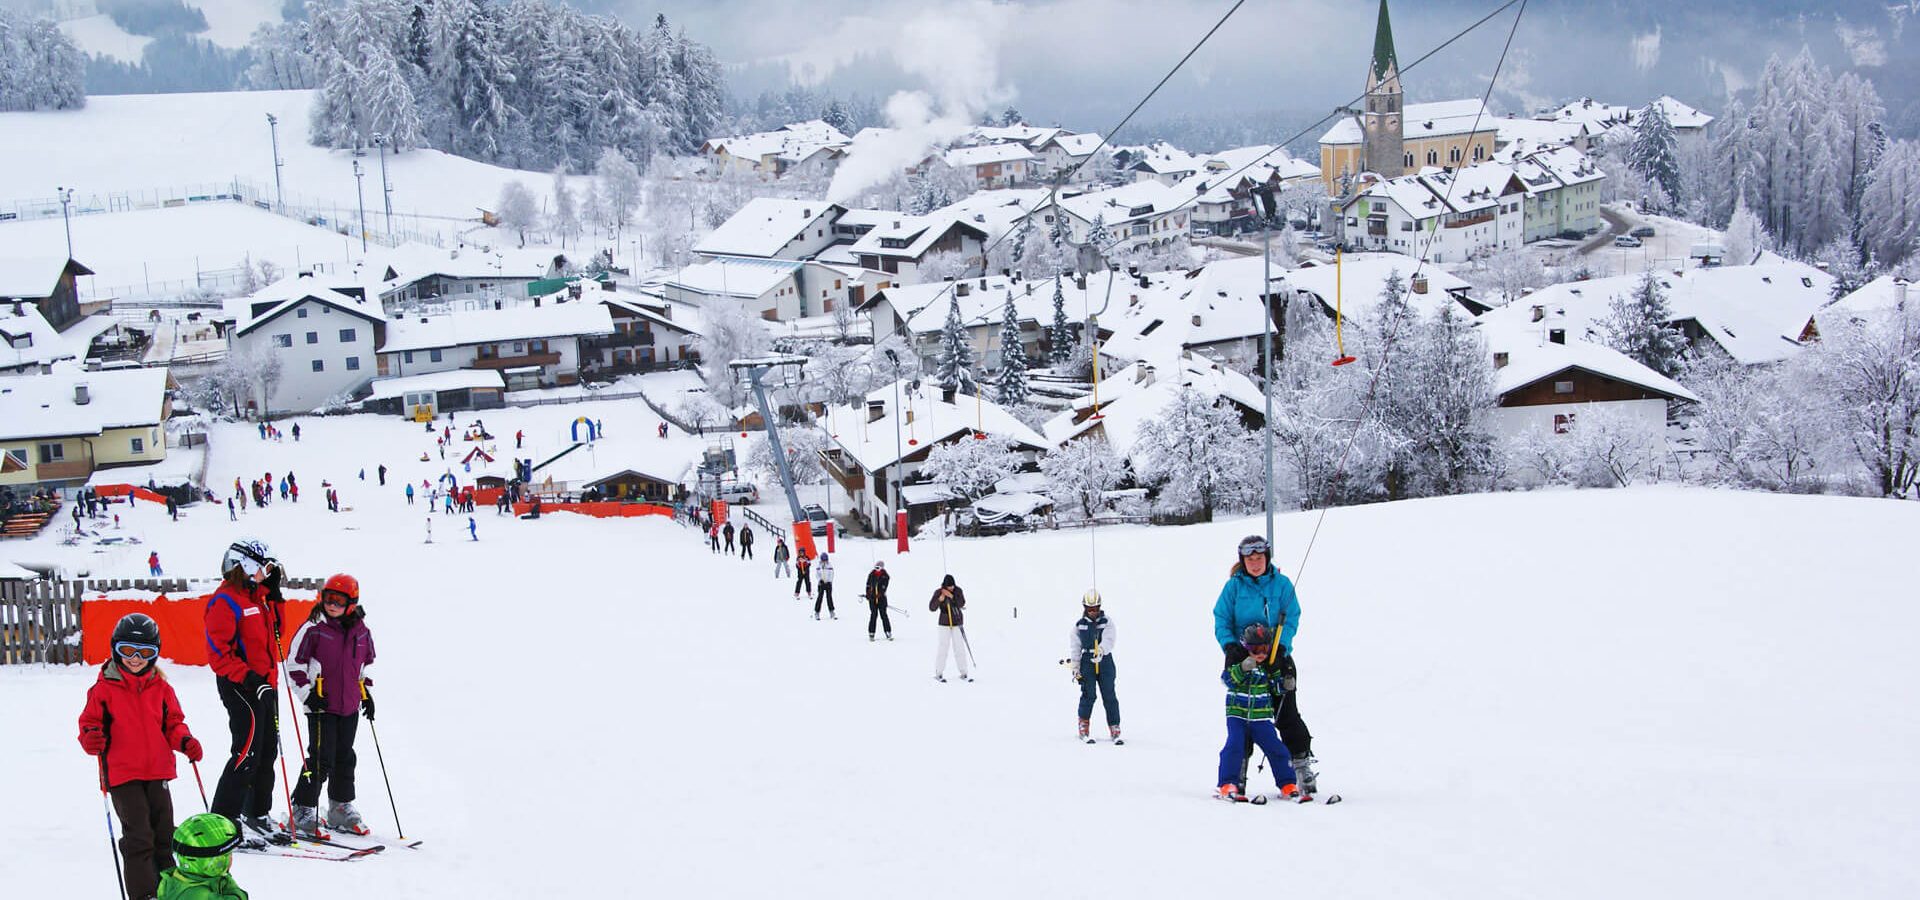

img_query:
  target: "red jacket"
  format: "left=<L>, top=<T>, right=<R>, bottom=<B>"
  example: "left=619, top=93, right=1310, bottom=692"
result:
left=77, top=661, right=194, bottom=787
left=205, top=582, right=281, bottom=685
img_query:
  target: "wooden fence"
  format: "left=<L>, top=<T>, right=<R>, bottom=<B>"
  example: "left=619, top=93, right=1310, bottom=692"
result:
left=0, top=577, right=326, bottom=666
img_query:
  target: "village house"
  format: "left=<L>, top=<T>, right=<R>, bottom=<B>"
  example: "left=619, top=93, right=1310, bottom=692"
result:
left=376, top=300, right=614, bottom=392
left=0, top=366, right=172, bottom=490
left=1335, top=163, right=1526, bottom=263
left=693, top=199, right=849, bottom=263
left=1045, top=354, right=1267, bottom=461
left=359, top=369, right=506, bottom=419
left=859, top=274, right=1057, bottom=372
left=1281, top=253, right=1483, bottom=320
left=1094, top=260, right=1279, bottom=366
left=0, top=257, right=97, bottom=334
left=1177, top=146, right=1322, bottom=236
left=850, top=214, right=992, bottom=282
left=1045, top=181, right=1192, bottom=266
left=1502, top=144, right=1606, bottom=242
left=945, top=143, right=1036, bottom=190
left=368, top=244, right=560, bottom=315
left=221, top=273, right=389, bottom=414
left=700, top=120, right=851, bottom=179
left=818, top=379, right=1050, bottom=538
left=1032, top=132, right=1107, bottom=183
left=580, top=285, right=704, bottom=377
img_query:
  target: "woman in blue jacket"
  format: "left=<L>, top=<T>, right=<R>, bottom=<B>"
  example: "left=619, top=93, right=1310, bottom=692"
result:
left=1211, top=534, right=1316, bottom=794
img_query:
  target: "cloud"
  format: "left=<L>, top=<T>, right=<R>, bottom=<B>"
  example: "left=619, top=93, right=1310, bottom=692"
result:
left=1632, top=27, right=1662, bottom=72
left=1833, top=19, right=1887, bottom=67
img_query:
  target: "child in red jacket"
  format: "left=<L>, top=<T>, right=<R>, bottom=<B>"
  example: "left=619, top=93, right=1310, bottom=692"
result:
left=79, top=613, right=204, bottom=900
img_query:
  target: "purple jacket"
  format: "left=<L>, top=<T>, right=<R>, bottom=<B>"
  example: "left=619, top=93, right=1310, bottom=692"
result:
left=287, top=612, right=376, bottom=716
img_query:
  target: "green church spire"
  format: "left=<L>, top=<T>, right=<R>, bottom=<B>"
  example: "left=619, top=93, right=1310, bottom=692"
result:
left=1371, top=0, right=1398, bottom=81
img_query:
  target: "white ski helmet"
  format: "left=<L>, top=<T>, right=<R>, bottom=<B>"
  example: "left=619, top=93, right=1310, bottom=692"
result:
left=1082, top=588, right=1102, bottom=609
left=221, top=539, right=276, bottom=580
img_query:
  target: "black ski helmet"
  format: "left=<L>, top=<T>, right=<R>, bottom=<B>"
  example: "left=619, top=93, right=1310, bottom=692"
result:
left=1240, top=623, right=1272, bottom=650
left=112, top=613, right=161, bottom=650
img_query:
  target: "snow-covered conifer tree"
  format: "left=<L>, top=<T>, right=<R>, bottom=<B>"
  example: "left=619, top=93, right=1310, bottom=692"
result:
left=1598, top=271, right=1687, bottom=379
left=995, top=293, right=1030, bottom=407
left=935, top=291, right=976, bottom=394
left=1628, top=102, right=1683, bottom=210
left=1722, top=199, right=1769, bottom=266
left=923, top=434, right=1019, bottom=502
left=1048, top=275, right=1074, bottom=365
left=696, top=301, right=774, bottom=410
left=1133, top=388, right=1259, bottom=520
left=1858, top=140, right=1920, bottom=268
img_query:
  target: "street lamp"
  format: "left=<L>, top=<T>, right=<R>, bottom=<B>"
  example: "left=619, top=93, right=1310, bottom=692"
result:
left=371, top=132, right=394, bottom=240
left=883, top=348, right=908, bottom=553
left=265, top=114, right=285, bottom=215
left=56, top=186, right=74, bottom=259
left=352, top=161, right=368, bottom=253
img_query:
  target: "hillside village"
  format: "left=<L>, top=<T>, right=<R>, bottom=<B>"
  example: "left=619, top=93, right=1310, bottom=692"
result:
left=3, top=0, right=1917, bottom=549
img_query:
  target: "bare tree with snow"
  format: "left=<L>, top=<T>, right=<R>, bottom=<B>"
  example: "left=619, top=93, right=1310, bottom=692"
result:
left=1040, top=435, right=1125, bottom=520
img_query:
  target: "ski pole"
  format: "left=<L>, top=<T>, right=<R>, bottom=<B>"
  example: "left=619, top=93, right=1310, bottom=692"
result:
left=367, top=717, right=407, bottom=840
left=191, top=760, right=210, bottom=811
left=958, top=624, right=978, bottom=669
left=98, top=760, right=126, bottom=900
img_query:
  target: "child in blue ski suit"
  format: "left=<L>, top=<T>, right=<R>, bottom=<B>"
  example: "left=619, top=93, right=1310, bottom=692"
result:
left=1216, top=623, right=1298, bottom=802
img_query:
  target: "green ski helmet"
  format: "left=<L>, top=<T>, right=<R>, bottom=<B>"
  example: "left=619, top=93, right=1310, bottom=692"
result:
left=173, top=813, right=241, bottom=877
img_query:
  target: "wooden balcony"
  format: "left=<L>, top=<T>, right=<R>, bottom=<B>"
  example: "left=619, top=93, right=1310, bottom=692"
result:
left=33, top=459, right=93, bottom=481
left=471, top=352, right=561, bottom=370
left=820, top=448, right=866, bottom=492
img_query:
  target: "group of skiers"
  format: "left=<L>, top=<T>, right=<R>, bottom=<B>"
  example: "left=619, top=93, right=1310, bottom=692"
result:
left=78, top=539, right=379, bottom=899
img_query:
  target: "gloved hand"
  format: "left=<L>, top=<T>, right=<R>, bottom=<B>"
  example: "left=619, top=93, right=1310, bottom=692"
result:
left=241, top=672, right=270, bottom=700
left=359, top=684, right=375, bottom=721
left=1224, top=642, right=1250, bottom=666
left=180, top=736, right=203, bottom=762
left=1279, top=654, right=1298, bottom=691
left=304, top=689, right=326, bottom=713
left=1239, top=655, right=1262, bottom=673
left=80, top=728, right=107, bottom=755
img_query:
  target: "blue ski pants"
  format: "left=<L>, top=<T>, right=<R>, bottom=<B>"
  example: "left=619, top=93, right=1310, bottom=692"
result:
left=1217, top=718, right=1294, bottom=790
left=1077, top=656, right=1119, bottom=726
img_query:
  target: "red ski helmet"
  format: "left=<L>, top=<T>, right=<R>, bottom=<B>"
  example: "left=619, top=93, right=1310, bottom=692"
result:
left=320, top=573, right=360, bottom=615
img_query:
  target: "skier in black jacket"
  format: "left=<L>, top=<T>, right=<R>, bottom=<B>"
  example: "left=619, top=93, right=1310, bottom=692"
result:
left=865, top=562, right=892, bottom=642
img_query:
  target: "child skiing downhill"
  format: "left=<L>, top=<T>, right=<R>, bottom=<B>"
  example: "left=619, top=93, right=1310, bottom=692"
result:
left=284, top=574, right=377, bottom=840
left=78, top=613, right=205, bottom=900
left=1216, top=624, right=1300, bottom=804
left=159, top=813, right=250, bottom=899
left=1213, top=534, right=1318, bottom=796
left=1068, top=590, right=1119, bottom=743
left=204, top=540, right=288, bottom=848
left=930, top=575, right=969, bottom=681
left=865, top=562, right=893, bottom=642
left=813, top=553, right=835, bottom=619
left=793, top=548, right=813, bottom=600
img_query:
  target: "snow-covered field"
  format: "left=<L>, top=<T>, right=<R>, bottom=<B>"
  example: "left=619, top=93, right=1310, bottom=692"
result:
left=0, top=91, right=555, bottom=241
left=4, top=399, right=1918, bottom=896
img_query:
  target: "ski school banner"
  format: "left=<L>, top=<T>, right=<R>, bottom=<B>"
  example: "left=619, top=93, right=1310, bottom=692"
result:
left=92, top=484, right=169, bottom=506
left=81, top=592, right=319, bottom=666
left=509, top=500, right=674, bottom=519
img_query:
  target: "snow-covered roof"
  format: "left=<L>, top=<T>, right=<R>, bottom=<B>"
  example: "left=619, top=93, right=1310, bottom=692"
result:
left=967, top=124, right=1061, bottom=148
left=1503, top=145, right=1605, bottom=196
left=664, top=257, right=802, bottom=299
left=0, top=257, right=89, bottom=299
left=1539, top=98, right=1635, bottom=136
left=376, top=243, right=554, bottom=283
left=876, top=275, right=1048, bottom=334
left=1477, top=263, right=1835, bottom=366
left=380, top=301, right=614, bottom=354
left=1045, top=355, right=1264, bottom=458
left=1126, top=143, right=1203, bottom=176
left=590, top=287, right=706, bottom=337
left=1098, top=259, right=1277, bottom=362
left=1321, top=99, right=1492, bottom=145
left=0, top=366, right=170, bottom=441
left=1493, top=115, right=1585, bottom=149
left=0, top=302, right=80, bottom=369
left=1649, top=96, right=1713, bottom=130
left=1818, top=276, right=1912, bottom=328
left=1040, top=132, right=1105, bottom=157
left=1479, top=323, right=1700, bottom=403
left=695, top=199, right=844, bottom=259
left=1281, top=254, right=1473, bottom=322
left=847, top=214, right=989, bottom=261
left=228, top=273, right=388, bottom=336
left=366, top=368, right=505, bottom=401
left=836, top=207, right=900, bottom=229
left=831, top=380, right=1048, bottom=472
left=1053, top=181, right=1188, bottom=227
left=945, top=143, right=1036, bottom=168
left=704, top=120, right=850, bottom=162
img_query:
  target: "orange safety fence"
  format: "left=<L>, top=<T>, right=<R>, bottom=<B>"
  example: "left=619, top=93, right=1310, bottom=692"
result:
left=510, top=500, right=674, bottom=520
left=82, top=593, right=319, bottom=666
left=474, top=487, right=505, bottom=506
left=93, top=484, right=170, bottom=505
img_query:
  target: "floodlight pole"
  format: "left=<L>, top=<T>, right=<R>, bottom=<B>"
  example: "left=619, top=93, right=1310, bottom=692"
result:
left=734, top=357, right=815, bottom=555
left=57, top=187, right=74, bottom=259
left=884, top=349, right=908, bottom=552
left=352, top=161, right=368, bottom=253
left=373, top=133, right=394, bottom=240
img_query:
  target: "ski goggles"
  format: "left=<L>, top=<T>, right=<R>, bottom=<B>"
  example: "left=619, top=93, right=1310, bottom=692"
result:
left=1237, top=536, right=1271, bottom=557
left=115, top=642, right=159, bottom=660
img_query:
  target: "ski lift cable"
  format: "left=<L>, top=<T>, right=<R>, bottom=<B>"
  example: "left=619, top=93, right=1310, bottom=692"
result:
left=1292, top=0, right=1529, bottom=589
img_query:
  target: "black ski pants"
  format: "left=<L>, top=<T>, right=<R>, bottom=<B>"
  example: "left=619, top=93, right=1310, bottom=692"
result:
left=814, top=583, right=834, bottom=615
left=741, top=541, right=754, bottom=560
left=109, top=779, right=174, bottom=900
left=212, top=678, right=279, bottom=819
left=1077, top=656, right=1120, bottom=726
left=794, top=570, right=812, bottom=597
left=293, top=711, right=359, bottom=807
left=867, top=597, right=892, bottom=637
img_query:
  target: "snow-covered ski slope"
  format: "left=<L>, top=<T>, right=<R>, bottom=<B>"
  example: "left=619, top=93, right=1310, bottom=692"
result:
left=3, top=400, right=1918, bottom=897
left=0, top=91, right=552, bottom=231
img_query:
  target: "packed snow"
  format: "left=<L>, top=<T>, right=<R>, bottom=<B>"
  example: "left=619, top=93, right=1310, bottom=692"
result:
left=4, top=397, right=1918, bottom=897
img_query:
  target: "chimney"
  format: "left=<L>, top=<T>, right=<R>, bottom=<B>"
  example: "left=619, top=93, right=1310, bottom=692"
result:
left=1075, top=275, right=1087, bottom=290
left=1411, top=275, right=1429, bottom=295
left=1493, top=352, right=1509, bottom=369
left=1137, top=274, right=1150, bottom=289
left=956, top=282, right=971, bottom=297
left=1549, top=328, right=1566, bottom=345
left=1001, top=268, right=1012, bottom=279
left=1530, top=305, right=1545, bottom=323
left=803, top=208, right=812, bottom=218
left=1191, top=314, right=1203, bottom=327
left=867, top=400, right=885, bottom=423
left=1896, top=278, right=1911, bottom=308
left=893, top=220, right=902, bottom=229
left=74, top=382, right=91, bottom=405
left=1126, top=265, right=1140, bottom=277
left=978, top=277, right=988, bottom=290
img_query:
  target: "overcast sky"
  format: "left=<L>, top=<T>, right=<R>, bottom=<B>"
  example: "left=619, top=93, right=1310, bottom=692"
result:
left=603, top=0, right=1913, bottom=140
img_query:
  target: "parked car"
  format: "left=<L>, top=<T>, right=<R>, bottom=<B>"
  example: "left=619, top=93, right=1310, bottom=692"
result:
left=802, top=503, right=831, bottom=535
left=1630, top=226, right=1657, bottom=238
left=716, top=482, right=759, bottom=504
left=1557, top=229, right=1588, bottom=241
left=1613, top=235, right=1643, bottom=248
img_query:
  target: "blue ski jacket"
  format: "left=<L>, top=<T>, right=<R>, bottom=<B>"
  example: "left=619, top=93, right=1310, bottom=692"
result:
left=1212, top=567, right=1300, bottom=654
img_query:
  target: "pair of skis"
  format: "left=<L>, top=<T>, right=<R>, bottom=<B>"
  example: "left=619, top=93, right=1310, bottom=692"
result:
left=1221, top=791, right=1344, bottom=806
left=237, top=830, right=424, bottom=862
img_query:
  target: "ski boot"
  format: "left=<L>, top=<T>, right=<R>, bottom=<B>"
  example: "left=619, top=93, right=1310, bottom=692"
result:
left=289, top=805, right=325, bottom=841
left=1217, top=784, right=1257, bottom=803
left=813, top=612, right=820, bottom=620
left=1276, top=783, right=1305, bottom=803
left=240, top=814, right=292, bottom=846
left=935, top=674, right=947, bottom=682
left=1078, top=718, right=1092, bottom=743
left=885, top=632, right=894, bottom=641
left=1290, top=755, right=1318, bottom=796
left=326, top=801, right=371, bottom=836
left=1110, top=725, right=1124, bottom=745
left=869, top=633, right=875, bottom=642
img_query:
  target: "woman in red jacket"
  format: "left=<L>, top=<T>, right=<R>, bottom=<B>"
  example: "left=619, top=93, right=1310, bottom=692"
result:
left=78, top=613, right=203, bottom=900
left=204, top=539, right=286, bottom=847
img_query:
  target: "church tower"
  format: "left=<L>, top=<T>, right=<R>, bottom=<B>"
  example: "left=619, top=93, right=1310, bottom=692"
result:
left=1361, top=0, right=1405, bottom=178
